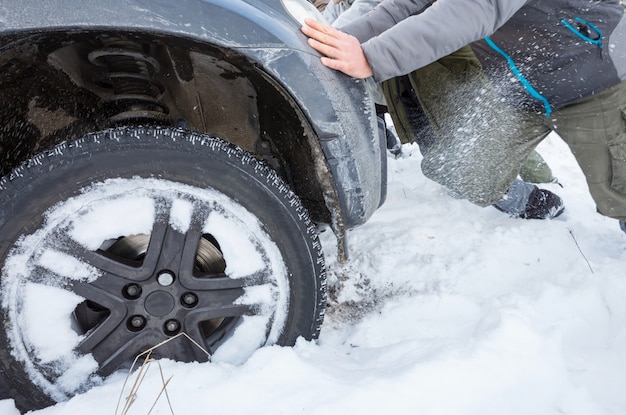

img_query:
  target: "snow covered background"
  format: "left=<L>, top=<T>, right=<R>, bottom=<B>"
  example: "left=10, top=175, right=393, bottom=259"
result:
left=2, top=130, right=626, bottom=415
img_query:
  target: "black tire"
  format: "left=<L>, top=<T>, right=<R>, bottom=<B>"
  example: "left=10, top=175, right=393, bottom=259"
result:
left=0, top=126, right=326, bottom=412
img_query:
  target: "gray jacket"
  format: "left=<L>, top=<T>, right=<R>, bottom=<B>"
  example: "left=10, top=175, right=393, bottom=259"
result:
left=341, top=0, right=626, bottom=112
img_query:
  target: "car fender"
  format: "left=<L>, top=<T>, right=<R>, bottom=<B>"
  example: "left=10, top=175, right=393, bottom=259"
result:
left=0, top=0, right=385, bottom=239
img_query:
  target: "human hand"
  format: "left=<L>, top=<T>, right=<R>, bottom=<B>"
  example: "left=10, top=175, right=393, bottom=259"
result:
left=301, top=18, right=373, bottom=79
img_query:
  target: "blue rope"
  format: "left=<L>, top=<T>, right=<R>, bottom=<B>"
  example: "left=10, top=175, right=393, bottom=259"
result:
left=484, top=36, right=552, bottom=117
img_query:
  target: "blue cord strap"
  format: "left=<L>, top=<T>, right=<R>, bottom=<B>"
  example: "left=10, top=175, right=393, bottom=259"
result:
left=484, top=36, right=552, bottom=117
left=561, top=17, right=603, bottom=48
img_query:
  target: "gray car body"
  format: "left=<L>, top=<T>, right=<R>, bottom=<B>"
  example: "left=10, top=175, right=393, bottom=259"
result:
left=0, top=0, right=385, bottom=256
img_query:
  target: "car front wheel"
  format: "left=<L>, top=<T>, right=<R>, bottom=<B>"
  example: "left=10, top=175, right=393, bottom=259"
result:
left=0, top=126, right=326, bottom=412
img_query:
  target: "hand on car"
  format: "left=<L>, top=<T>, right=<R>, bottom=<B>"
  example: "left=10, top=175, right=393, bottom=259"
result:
left=301, top=18, right=373, bottom=79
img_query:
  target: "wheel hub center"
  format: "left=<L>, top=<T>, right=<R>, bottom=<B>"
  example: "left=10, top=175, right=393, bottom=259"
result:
left=145, top=291, right=175, bottom=317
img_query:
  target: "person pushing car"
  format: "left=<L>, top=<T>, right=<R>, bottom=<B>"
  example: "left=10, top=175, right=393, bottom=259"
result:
left=302, top=0, right=626, bottom=235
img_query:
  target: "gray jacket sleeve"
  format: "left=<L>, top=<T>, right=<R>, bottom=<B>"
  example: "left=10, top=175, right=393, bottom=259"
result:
left=321, top=1, right=348, bottom=23
left=340, top=0, right=529, bottom=82
left=339, top=0, right=433, bottom=41
left=331, top=0, right=385, bottom=27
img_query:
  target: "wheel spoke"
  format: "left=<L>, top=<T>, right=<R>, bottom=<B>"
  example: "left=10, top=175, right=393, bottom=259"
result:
left=134, top=201, right=171, bottom=274
left=25, top=265, right=71, bottom=288
left=183, top=303, right=253, bottom=354
left=182, top=268, right=271, bottom=291
left=180, top=273, right=245, bottom=290
left=180, top=326, right=213, bottom=362
left=73, top=282, right=128, bottom=352
left=51, top=228, right=160, bottom=282
left=182, top=285, right=253, bottom=338
left=201, top=318, right=242, bottom=353
left=187, top=301, right=252, bottom=322
left=88, top=329, right=159, bottom=377
left=146, top=199, right=209, bottom=274
left=51, top=232, right=137, bottom=278
left=176, top=201, right=213, bottom=282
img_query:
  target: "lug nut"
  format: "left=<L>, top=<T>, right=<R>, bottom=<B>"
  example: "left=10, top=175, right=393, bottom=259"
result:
left=123, top=283, right=142, bottom=299
left=128, top=315, right=146, bottom=331
left=181, top=292, right=198, bottom=307
left=164, top=319, right=181, bottom=335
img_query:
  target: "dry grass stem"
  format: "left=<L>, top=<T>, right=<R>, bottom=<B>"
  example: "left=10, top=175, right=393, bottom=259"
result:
left=568, top=228, right=593, bottom=274
left=115, top=332, right=212, bottom=415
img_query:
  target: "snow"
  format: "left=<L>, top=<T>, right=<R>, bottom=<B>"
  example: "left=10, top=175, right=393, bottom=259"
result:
left=20, top=285, right=83, bottom=364
left=3, top=132, right=626, bottom=415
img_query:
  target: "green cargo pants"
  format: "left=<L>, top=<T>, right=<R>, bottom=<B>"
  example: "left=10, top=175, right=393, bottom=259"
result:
left=544, top=79, right=626, bottom=221
left=383, top=46, right=551, bottom=206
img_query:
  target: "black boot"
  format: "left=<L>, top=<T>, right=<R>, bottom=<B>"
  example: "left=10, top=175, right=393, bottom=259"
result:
left=493, top=180, right=564, bottom=219
left=519, top=187, right=565, bottom=219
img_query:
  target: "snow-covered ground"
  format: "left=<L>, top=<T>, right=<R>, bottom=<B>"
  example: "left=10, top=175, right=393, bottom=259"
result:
left=2, top=131, right=625, bottom=415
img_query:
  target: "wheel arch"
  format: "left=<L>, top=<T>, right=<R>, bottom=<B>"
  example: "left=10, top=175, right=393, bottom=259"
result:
left=0, top=0, right=385, bottom=249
